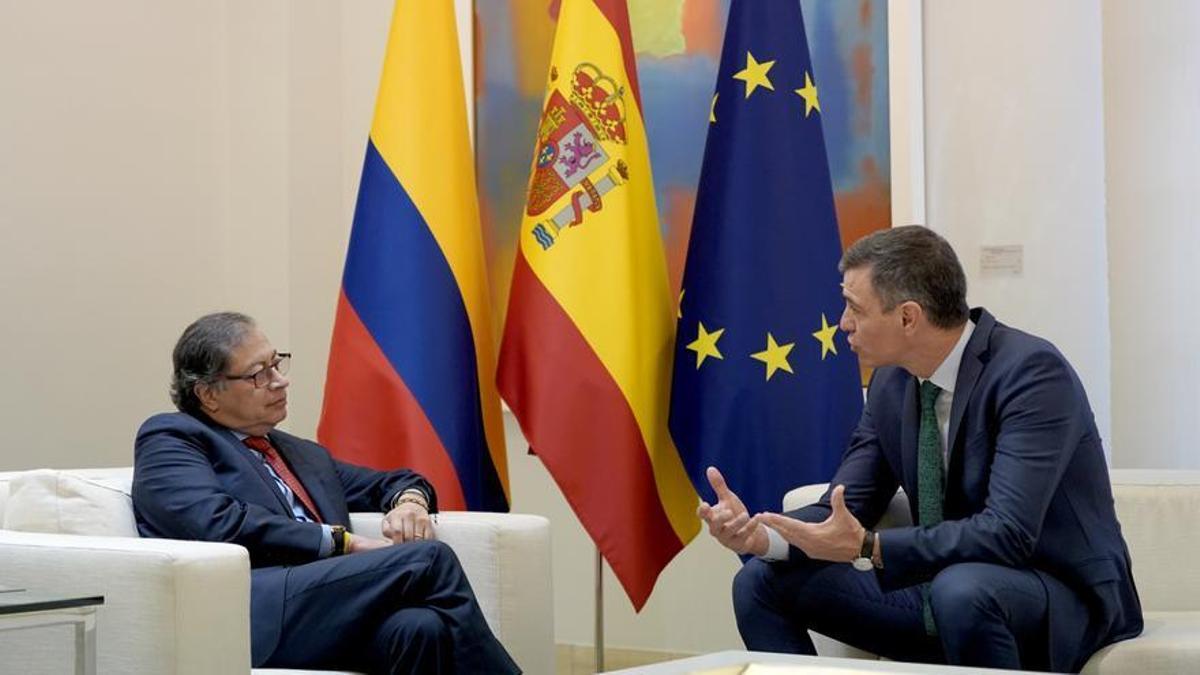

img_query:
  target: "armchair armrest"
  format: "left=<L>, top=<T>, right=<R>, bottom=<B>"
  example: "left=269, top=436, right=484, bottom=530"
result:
left=0, top=530, right=251, bottom=675
left=782, top=483, right=829, bottom=513
left=350, top=511, right=554, bottom=675
left=782, top=483, right=912, bottom=529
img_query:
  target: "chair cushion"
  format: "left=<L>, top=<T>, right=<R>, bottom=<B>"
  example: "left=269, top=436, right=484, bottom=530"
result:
left=2, top=469, right=137, bottom=536
left=1110, top=476, right=1200, bottom=611
left=1082, top=611, right=1200, bottom=674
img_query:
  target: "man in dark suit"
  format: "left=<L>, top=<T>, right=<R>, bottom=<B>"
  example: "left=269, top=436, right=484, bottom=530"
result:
left=132, top=312, right=518, bottom=674
left=699, top=226, right=1141, bottom=671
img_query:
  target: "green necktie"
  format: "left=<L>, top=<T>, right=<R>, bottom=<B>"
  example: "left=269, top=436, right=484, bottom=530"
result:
left=917, top=379, right=943, bottom=636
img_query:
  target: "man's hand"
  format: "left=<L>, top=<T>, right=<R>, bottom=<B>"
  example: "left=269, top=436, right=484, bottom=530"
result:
left=346, top=532, right=391, bottom=554
left=382, top=501, right=434, bottom=544
left=697, top=466, right=769, bottom=557
left=753, top=484, right=865, bottom=562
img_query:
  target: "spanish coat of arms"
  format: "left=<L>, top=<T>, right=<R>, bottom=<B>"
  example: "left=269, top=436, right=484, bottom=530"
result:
left=526, top=62, right=630, bottom=250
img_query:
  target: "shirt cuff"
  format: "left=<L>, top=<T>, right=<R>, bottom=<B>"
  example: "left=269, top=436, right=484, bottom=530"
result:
left=760, top=526, right=789, bottom=561
left=316, top=524, right=333, bottom=558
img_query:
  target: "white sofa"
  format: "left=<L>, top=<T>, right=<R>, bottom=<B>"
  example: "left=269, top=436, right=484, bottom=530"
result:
left=783, top=469, right=1200, bottom=673
left=0, top=467, right=554, bottom=675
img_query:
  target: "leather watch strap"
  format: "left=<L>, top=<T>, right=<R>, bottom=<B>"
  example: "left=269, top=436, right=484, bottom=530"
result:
left=331, top=525, right=347, bottom=556
left=860, top=530, right=875, bottom=560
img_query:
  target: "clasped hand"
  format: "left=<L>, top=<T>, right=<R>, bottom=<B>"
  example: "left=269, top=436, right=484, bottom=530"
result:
left=382, top=501, right=434, bottom=544
left=343, top=501, right=435, bottom=553
left=698, top=466, right=866, bottom=563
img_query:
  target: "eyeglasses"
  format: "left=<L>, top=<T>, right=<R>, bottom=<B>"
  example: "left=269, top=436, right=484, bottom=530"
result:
left=224, top=353, right=291, bottom=388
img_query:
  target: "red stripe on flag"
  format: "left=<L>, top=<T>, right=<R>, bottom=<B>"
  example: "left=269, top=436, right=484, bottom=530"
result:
left=592, top=0, right=643, bottom=109
left=498, top=252, right=683, bottom=609
left=318, top=291, right=468, bottom=510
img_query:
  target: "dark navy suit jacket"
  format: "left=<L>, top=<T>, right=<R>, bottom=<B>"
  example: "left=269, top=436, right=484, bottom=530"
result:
left=790, top=308, right=1142, bottom=671
left=132, top=411, right=435, bottom=664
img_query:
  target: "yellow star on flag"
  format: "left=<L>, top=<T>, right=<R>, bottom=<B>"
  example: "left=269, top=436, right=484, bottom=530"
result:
left=794, top=71, right=820, bottom=117
left=751, top=332, right=795, bottom=381
left=686, top=321, right=725, bottom=369
left=733, top=51, right=775, bottom=99
left=811, top=313, right=839, bottom=359
left=710, top=93, right=718, bottom=123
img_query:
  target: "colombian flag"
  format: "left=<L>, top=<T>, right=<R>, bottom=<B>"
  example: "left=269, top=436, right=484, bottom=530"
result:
left=318, top=1, right=509, bottom=512
left=498, top=0, right=699, bottom=609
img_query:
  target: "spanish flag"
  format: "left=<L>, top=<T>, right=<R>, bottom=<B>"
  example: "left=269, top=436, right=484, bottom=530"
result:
left=498, top=0, right=699, bottom=609
left=318, top=1, right=509, bottom=512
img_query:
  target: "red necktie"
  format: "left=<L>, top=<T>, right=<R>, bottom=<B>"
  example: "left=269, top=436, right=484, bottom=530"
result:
left=243, top=436, right=324, bottom=523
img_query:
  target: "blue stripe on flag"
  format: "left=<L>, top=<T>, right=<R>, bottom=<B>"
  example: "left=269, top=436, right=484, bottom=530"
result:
left=342, top=140, right=507, bottom=511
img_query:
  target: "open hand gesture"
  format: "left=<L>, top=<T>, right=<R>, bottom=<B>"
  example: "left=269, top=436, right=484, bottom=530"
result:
left=697, top=466, right=769, bottom=557
left=753, top=484, right=865, bottom=562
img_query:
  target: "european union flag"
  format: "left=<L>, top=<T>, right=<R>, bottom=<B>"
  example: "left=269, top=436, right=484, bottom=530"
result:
left=669, top=0, right=864, bottom=519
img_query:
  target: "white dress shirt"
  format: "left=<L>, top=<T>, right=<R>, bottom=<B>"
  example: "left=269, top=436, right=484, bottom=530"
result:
left=761, top=320, right=976, bottom=561
left=924, top=320, right=975, bottom=472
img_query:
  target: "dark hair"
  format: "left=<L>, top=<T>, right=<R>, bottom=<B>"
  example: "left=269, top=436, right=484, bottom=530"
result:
left=170, top=312, right=256, bottom=415
left=838, top=225, right=969, bottom=329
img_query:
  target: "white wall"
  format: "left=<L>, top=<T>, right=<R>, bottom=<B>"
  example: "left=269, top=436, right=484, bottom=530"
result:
left=0, top=1, right=294, bottom=468
left=923, top=0, right=1113, bottom=449
left=1102, top=0, right=1200, bottom=470
left=1, top=0, right=1197, bottom=660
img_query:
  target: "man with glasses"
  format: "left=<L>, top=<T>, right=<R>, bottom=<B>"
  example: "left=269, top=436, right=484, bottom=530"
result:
left=132, top=312, right=518, bottom=674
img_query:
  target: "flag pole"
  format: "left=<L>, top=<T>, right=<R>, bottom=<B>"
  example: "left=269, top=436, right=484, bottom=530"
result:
left=595, top=547, right=605, bottom=672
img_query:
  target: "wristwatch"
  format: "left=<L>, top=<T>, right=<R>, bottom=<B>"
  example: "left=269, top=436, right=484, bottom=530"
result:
left=852, top=529, right=875, bottom=572
left=331, top=525, right=347, bottom=556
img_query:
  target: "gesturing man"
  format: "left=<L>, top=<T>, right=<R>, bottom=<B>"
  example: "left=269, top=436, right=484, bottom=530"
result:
left=700, top=226, right=1141, bottom=672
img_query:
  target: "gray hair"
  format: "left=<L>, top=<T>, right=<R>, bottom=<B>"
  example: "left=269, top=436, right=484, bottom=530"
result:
left=838, top=225, right=969, bottom=329
left=170, top=312, right=256, bottom=415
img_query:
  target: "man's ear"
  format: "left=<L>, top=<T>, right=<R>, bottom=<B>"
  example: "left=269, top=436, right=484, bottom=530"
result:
left=196, top=382, right=219, bottom=413
left=899, top=301, right=923, bottom=333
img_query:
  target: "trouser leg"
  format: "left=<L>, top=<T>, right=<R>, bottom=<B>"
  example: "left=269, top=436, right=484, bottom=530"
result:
left=732, top=557, right=942, bottom=664
left=366, top=607, right=451, bottom=675
left=929, top=562, right=1051, bottom=671
left=262, top=541, right=519, bottom=674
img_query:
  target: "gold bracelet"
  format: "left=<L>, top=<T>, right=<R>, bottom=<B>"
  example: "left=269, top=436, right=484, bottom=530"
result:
left=396, top=495, right=428, bottom=510
left=396, top=485, right=429, bottom=506
left=393, top=489, right=427, bottom=510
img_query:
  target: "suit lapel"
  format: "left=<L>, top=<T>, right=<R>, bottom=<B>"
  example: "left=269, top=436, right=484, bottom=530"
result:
left=268, top=432, right=337, bottom=523
left=212, top=425, right=295, bottom=516
left=900, top=375, right=920, bottom=503
left=946, top=309, right=994, bottom=476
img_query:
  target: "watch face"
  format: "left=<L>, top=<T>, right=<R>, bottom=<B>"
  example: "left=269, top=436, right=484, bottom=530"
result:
left=852, top=557, right=874, bottom=572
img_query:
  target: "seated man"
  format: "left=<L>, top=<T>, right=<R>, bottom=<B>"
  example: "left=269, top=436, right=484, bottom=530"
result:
left=700, top=226, right=1142, bottom=672
left=132, top=311, right=518, bottom=674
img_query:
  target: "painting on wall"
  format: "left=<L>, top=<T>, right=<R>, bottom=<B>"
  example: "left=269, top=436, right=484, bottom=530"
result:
left=475, top=0, right=893, bottom=333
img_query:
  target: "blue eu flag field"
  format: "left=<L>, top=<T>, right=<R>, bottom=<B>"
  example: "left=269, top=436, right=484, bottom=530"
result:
left=669, top=0, right=864, bottom=518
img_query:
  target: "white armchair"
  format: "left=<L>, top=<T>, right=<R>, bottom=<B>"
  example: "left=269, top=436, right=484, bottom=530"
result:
left=0, top=468, right=554, bottom=675
left=782, top=469, right=1200, bottom=673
